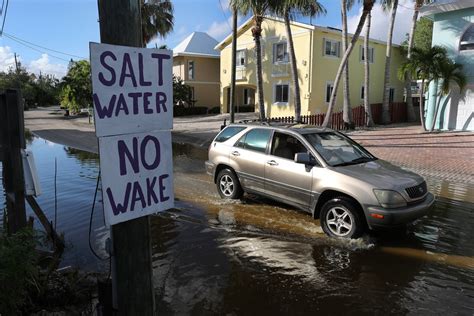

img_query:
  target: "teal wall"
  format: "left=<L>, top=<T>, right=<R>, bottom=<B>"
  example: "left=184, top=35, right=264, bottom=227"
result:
left=425, top=7, right=474, bottom=131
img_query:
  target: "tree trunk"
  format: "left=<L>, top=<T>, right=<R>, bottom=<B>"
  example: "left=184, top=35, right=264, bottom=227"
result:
left=429, top=88, right=444, bottom=132
left=284, top=10, right=302, bottom=123
left=322, top=0, right=374, bottom=128
left=404, top=2, right=420, bottom=122
left=381, top=0, right=398, bottom=124
left=364, top=12, right=374, bottom=127
left=341, top=0, right=352, bottom=128
left=419, top=79, right=426, bottom=130
left=230, top=9, right=238, bottom=122
left=253, top=16, right=265, bottom=121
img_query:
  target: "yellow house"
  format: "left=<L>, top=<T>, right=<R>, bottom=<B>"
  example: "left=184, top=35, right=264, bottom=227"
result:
left=216, top=17, right=406, bottom=118
left=173, top=32, right=220, bottom=109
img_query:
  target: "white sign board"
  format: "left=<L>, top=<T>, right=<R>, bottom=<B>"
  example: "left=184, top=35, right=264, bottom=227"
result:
left=90, top=42, right=173, bottom=137
left=99, top=130, right=174, bottom=226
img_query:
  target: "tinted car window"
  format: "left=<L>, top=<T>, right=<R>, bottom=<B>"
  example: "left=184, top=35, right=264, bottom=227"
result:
left=271, top=132, right=307, bottom=160
left=235, top=129, right=271, bottom=153
left=215, top=126, right=246, bottom=142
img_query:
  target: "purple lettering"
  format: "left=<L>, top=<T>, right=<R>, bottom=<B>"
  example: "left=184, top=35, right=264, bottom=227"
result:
left=151, top=53, right=170, bottom=86
left=138, top=53, right=152, bottom=86
left=93, top=93, right=116, bottom=119
left=146, top=177, right=158, bottom=206
left=143, top=92, right=153, bottom=114
left=118, top=138, right=139, bottom=176
left=158, top=174, right=170, bottom=202
left=130, top=181, right=146, bottom=211
left=155, top=92, right=167, bottom=113
left=140, top=135, right=160, bottom=170
left=106, top=183, right=131, bottom=215
left=128, top=92, right=142, bottom=115
left=98, top=51, right=116, bottom=86
left=119, top=53, right=137, bottom=87
left=115, top=93, right=129, bottom=116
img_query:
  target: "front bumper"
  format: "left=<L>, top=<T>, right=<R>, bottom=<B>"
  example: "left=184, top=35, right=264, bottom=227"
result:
left=366, top=192, right=435, bottom=228
left=205, top=160, right=215, bottom=178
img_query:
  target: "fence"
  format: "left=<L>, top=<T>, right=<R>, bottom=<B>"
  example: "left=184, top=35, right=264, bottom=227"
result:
left=271, top=102, right=407, bottom=130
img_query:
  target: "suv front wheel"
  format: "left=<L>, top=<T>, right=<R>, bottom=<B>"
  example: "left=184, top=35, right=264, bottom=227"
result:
left=216, top=168, right=243, bottom=199
left=320, top=197, right=364, bottom=239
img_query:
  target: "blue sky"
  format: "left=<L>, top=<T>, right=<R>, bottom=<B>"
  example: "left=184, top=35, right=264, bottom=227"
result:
left=0, top=0, right=413, bottom=78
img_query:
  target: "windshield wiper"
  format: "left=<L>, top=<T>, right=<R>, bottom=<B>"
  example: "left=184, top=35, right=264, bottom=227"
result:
left=332, top=157, right=376, bottom=167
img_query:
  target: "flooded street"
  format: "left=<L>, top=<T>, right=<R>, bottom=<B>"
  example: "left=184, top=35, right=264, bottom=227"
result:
left=1, top=138, right=474, bottom=314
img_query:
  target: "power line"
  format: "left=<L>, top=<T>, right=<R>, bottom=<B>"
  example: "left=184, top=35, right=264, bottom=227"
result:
left=0, top=0, right=8, bottom=35
left=2, top=33, right=72, bottom=62
left=3, top=32, right=86, bottom=59
left=218, top=0, right=232, bottom=30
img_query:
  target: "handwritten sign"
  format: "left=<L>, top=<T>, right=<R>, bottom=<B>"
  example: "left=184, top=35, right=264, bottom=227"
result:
left=90, top=42, right=174, bottom=226
left=99, top=130, right=174, bottom=226
left=90, top=42, right=173, bottom=137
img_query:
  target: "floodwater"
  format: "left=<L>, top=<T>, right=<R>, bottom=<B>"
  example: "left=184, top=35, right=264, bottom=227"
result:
left=1, top=138, right=473, bottom=314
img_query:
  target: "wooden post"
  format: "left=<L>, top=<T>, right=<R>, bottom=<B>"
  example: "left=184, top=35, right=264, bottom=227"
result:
left=0, top=90, right=27, bottom=234
left=97, top=1, right=155, bottom=315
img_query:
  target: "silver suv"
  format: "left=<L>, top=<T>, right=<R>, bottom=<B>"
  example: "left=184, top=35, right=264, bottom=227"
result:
left=205, top=123, right=434, bottom=238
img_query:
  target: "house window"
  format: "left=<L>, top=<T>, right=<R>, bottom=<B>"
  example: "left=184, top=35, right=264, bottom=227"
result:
left=325, top=82, right=334, bottom=103
left=236, top=49, right=246, bottom=67
left=274, top=84, right=289, bottom=103
left=360, top=86, right=365, bottom=100
left=460, top=24, right=474, bottom=51
left=273, top=42, right=288, bottom=63
left=360, top=46, right=374, bottom=63
left=187, top=60, right=195, bottom=80
left=389, top=88, right=395, bottom=103
left=243, top=88, right=251, bottom=105
left=324, top=39, right=341, bottom=57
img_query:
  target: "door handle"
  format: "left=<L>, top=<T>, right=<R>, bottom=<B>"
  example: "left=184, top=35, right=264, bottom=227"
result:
left=266, top=160, right=278, bottom=166
left=231, top=151, right=240, bottom=156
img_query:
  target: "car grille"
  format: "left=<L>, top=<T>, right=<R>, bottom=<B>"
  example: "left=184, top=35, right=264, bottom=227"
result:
left=405, top=181, right=427, bottom=199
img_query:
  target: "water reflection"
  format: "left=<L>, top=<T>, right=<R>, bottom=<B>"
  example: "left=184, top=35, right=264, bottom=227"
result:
left=0, top=138, right=473, bottom=314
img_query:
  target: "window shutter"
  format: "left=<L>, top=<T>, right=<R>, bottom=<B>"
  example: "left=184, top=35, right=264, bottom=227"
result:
left=322, top=38, right=326, bottom=56
left=337, top=42, right=341, bottom=58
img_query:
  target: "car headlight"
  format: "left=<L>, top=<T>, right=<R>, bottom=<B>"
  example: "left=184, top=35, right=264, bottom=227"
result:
left=373, top=189, right=407, bottom=208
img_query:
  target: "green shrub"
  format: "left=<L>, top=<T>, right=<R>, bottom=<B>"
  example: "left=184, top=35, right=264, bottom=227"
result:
left=208, top=106, right=220, bottom=114
left=173, top=106, right=208, bottom=117
left=0, top=228, right=39, bottom=314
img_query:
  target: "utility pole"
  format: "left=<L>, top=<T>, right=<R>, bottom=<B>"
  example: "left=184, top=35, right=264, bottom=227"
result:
left=14, top=53, right=19, bottom=73
left=97, top=1, right=155, bottom=315
left=230, top=8, right=237, bottom=123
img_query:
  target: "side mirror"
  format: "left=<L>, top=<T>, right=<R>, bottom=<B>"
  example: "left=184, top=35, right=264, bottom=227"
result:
left=294, top=152, right=313, bottom=164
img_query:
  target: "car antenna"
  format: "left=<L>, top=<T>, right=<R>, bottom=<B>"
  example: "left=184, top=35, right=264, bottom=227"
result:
left=221, top=119, right=227, bottom=130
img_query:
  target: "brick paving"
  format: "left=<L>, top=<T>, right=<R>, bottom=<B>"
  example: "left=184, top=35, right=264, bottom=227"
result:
left=347, top=124, right=474, bottom=184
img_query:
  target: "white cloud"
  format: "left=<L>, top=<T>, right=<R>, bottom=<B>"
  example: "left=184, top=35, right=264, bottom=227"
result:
left=0, top=46, right=17, bottom=72
left=207, top=17, right=233, bottom=40
left=28, top=54, right=67, bottom=79
left=347, top=0, right=414, bottom=44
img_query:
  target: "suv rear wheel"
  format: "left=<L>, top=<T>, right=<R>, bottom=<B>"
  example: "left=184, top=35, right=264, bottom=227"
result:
left=320, top=197, right=364, bottom=239
left=216, top=168, right=243, bottom=199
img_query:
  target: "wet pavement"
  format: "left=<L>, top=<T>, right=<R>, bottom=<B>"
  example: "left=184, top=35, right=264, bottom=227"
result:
left=1, top=138, right=473, bottom=314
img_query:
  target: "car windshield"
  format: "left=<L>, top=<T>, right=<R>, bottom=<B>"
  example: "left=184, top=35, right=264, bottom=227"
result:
left=303, top=132, right=376, bottom=167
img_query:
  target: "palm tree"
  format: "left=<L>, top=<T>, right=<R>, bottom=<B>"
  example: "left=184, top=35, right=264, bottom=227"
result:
left=322, top=0, right=376, bottom=128
left=271, top=0, right=326, bottom=123
left=231, top=0, right=272, bottom=121
left=429, top=61, right=466, bottom=131
left=341, top=0, right=356, bottom=128
left=404, top=0, right=430, bottom=122
left=141, top=0, right=174, bottom=45
left=381, top=0, right=398, bottom=124
left=230, top=8, right=238, bottom=123
left=398, top=46, right=447, bottom=130
left=364, top=12, right=374, bottom=126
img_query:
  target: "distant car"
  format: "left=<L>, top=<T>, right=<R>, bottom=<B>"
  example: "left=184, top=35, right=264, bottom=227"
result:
left=205, top=123, right=434, bottom=238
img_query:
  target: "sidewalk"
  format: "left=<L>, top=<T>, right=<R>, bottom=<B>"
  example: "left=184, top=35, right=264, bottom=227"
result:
left=24, top=108, right=473, bottom=184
